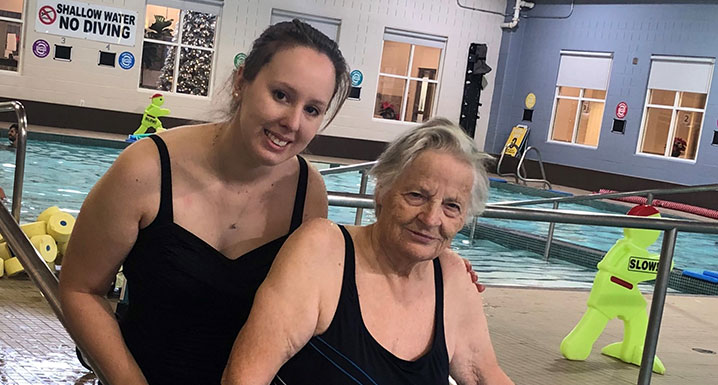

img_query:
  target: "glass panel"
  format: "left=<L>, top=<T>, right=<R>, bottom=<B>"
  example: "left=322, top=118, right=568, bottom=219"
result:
left=648, top=89, right=675, bottom=106
left=672, top=110, right=703, bottom=160
left=0, top=0, right=23, bottom=19
left=678, top=92, right=707, bottom=109
left=139, top=42, right=175, bottom=91
left=640, top=107, right=673, bottom=155
left=558, top=87, right=580, bottom=97
left=374, top=76, right=406, bottom=120
left=177, top=48, right=213, bottom=96
left=0, top=20, right=21, bottom=72
left=551, top=98, right=579, bottom=142
left=583, top=89, right=606, bottom=100
left=145, top=5, right=180, bottom=42
left=576, top=101, right=605, bottom=146
left=379, top=41, right=410, bottom=76
left=410, top=45, right=441, bottom=80
left=404, top=80, right=436, bottom=123
left=181, top=10, right=217, bottom=48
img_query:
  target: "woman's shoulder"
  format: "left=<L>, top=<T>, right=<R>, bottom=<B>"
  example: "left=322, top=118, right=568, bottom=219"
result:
left=438, top=248, right=471, bottom=279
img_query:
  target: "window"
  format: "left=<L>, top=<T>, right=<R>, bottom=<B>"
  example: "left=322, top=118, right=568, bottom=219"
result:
left=375, top=28, right=445, bottom=123
left=140, top=1, right=221, bottom=96
left=637, top=56, right=714, bottom=160
left=548, top=51, right=613, bottom=147
left=270, top=9, right=340, bottom=42
left=0, top=0, right=23, bottom=72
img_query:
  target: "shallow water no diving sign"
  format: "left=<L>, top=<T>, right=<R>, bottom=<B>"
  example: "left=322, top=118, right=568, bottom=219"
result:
left=34, top=0, right=138, bottom=46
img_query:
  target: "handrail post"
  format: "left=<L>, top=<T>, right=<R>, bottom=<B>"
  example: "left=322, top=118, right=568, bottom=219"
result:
left=646, top=193, right=654, bottom=206
left=0, top=101, right=28, bottom=222
left=354, top=170, right=369, bottom=225
left=637, top=227, right=678, bottom=385
left=469, top=215, right=478, bottom=244
left=543, top=202, right=559, bottom=261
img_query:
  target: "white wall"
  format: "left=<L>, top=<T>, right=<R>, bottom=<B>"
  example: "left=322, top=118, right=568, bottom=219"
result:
left=3, top=0, right=506, bottom=149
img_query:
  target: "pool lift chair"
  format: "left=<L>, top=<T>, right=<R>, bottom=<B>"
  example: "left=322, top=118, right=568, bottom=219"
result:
left=496, top=125, right=551, bottom=190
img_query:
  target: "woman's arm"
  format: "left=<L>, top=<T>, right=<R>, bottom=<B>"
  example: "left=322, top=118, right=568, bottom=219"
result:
left=442, top=252, right=514, bottom=385
left=303, top=163, right=329, bottom=219
left=59, top=140, right=160, bottom=385
left=222, top=219, right=344, bottom=385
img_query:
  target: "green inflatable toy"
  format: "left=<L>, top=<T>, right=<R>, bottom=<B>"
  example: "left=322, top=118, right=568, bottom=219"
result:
left=134, top=93, right=170, bottom=135
left=560, top=204, right=671, bottom=374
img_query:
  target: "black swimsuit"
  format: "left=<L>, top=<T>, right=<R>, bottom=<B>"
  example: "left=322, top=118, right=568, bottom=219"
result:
left=120, top=135, right=308, bottom=385
left=275, top=225, right=450, bottom=385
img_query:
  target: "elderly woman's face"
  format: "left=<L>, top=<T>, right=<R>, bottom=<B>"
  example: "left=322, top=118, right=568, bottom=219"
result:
left=375, top=150, right=473, bottom=261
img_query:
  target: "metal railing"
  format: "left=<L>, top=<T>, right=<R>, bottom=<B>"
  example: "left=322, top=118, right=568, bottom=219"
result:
left=0, top=203, right=111, bottom=385
left=320, top=161, right=375, bottom=225
left=492, top=183, right=718, bottom=261
left=0, top=101, right=28, bottom=221
left=328, top=192, right=718, bottom=385
left=516, top=146, right=551, bottom=190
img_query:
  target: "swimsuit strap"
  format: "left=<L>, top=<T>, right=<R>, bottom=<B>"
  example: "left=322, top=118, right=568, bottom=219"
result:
left=148, top=135, right=174, bottom=222
left=289, top=155, right=308, bottom=232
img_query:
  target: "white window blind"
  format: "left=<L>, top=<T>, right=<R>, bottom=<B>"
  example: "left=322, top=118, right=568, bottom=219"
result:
left=648, top=56, right=715, bottom=94
left=383, top=28, right=446, bottom=49
left=556, top=52, right=613, bottom=91
left=150, top=0, right=222, bottom=15
left=270, top=9, right=341, bottom=41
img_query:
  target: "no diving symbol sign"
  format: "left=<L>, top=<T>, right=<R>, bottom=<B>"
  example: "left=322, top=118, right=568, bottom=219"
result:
left=39, top=5, right=57, bottom=25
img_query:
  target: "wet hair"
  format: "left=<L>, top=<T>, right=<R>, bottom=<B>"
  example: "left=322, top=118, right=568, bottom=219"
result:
left=230, top=19, right=350, bottom=128
left=8, top=123, right=17, bottom=142
left=369, top=117, right=492, bottom=217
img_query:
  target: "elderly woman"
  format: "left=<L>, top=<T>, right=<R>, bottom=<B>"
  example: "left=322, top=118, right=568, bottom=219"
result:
left=222, top=118, right=513, bottom=385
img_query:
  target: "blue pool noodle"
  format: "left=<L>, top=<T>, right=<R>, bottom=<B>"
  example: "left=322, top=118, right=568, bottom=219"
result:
left=683, top=270, right=718, bottom=283
left=703, top=270, right=718, bottom=279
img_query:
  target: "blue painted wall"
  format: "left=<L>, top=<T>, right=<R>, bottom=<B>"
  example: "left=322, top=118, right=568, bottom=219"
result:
left=486, top=0, right=718, bottom=185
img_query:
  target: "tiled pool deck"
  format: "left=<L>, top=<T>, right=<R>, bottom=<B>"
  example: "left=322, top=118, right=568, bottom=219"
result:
left=1, top=277, right=717, bottom=384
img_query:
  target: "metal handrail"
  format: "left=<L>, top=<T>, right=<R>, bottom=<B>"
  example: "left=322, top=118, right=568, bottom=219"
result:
left=496, top=183, right=718, bottom=207
left=516, top=146, right=551, bottom=190
left=319, top=161, right=376, bottom=175
left=0, top=101, right=28, bottom=221
left=327, top=192, right=718, bottom=385
left=0, top=203, right=111, bottom=385
left=495, top=183, right=718, bottom=261
left=328, top=193, right=718, bottom=233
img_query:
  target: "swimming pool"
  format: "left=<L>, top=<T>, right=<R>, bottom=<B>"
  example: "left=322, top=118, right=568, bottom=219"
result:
left=1, top=137, right=715, bottom=288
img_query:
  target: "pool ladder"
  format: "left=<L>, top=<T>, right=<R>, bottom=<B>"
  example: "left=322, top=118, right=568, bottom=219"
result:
left=496, top=142, right=551, bottom=190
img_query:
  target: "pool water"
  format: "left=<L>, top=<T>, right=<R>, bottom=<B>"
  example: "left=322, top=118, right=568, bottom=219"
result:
left=1, top=139, right=715, bottom=289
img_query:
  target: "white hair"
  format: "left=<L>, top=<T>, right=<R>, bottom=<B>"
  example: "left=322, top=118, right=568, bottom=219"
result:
left=369, top=117, right=492, bottom=217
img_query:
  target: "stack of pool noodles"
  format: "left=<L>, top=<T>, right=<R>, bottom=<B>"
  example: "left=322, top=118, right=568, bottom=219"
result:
left=0, top=206, right=75, bottom=277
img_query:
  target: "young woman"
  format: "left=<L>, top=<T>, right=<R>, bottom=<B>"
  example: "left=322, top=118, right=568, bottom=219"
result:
left=59, top=20, right=350, bottom=385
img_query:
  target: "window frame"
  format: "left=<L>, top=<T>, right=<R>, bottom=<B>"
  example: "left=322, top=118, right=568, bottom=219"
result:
left=547, top=51, right=613, bottom=148
left=139, top=1, right=221, bottom=97
left=374, top=28, right=446, bottom=124
left=0, top=0, right=25, bottom=73
left=635, top=56, right=714, bottom=162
